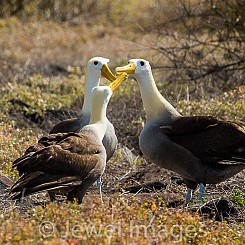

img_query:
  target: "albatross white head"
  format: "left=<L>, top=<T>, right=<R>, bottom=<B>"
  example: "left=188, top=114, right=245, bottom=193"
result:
left=81, top=57, right=116, bottom=116
left=116, top=59, right=180, bottom=122
left=87, top=57, right=116, bottom=82
left=116, top=59, right=152, bottom=81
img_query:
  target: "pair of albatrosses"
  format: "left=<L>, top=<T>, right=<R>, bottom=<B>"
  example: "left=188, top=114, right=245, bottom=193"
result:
left=11, top=57, right=127, bottom=203
left=116, top=59, right=245, bottom=204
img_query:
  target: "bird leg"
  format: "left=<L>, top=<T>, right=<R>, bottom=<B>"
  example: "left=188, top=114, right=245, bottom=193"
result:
left=185, top=188, right=193, bottom=204
left=48, top=191, right=56, bottom=202
left=20, top=188, right=26, bottom=203
left=197, top=183, right=205, bottom=202
left=67, top=176, right=97, bottom=204
left=97, top=176, right=103, bottom=204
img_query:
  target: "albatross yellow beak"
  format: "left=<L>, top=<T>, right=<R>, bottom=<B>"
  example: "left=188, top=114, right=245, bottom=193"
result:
left=115, top=62, right=136, bottom=74
left=101, top=64, right=117, bottom=82
left=107, top=73, right=127, bottom=92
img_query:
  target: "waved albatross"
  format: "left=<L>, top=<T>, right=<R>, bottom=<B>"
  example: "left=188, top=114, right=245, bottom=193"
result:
left=11, top=74, right=127, bottom=203
left=14, top=57, right=117, bottom=200
left=50, top=57, right=117, bottom=161
left=116, top=59, right=245, bottom=204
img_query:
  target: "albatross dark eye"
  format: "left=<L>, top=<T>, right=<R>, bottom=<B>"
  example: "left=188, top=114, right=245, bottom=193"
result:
left=140, top=61, right=145, bottom=66
left=94, top=61, right=98, bottom=65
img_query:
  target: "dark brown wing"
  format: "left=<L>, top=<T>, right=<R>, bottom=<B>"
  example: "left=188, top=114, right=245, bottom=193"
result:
left=50, top=118, right=83, bottom=134
left=13, top=132, right=102, bottom=175
left=13, top=132, right=82, bottom=173
left=11, top=132, right=104, bottom=197
left=162, top=116, right=245, bottom=162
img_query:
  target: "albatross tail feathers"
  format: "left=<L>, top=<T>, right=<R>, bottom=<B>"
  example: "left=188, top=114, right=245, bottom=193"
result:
left=10, top=171, right=82, bottom=199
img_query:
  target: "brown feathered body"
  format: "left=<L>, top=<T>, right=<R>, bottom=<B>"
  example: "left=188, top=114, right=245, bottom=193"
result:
left=50, top=115, right=117, bottom=160
left=11, top=129, right=106, bottom=203
left=140, top=116, right=245, bottom=190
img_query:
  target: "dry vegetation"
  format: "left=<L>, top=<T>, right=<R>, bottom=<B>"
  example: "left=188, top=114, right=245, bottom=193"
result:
left=0, top=0, right=244, bottom=244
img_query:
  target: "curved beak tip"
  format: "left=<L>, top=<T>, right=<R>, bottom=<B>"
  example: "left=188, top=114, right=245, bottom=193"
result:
left=107, top=72, right=127, bottom=92
left=115, top=62, right=136, bottom=74
left=101, top=64, right=116, bottom=82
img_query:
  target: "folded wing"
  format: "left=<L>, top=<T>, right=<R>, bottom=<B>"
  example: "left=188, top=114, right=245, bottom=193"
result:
left=162, top=116, right=245, bottom=163
left=11, top=132, right=103, bottom=198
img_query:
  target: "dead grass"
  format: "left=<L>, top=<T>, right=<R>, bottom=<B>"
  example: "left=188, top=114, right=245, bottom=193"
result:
left=0, top=17, right=152, bottom=84
left=0, top=195, right=244, bottom=244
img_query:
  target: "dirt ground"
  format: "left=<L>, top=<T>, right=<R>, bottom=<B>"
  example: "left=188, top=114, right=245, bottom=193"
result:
left=1, top=105, right=245, bottom=222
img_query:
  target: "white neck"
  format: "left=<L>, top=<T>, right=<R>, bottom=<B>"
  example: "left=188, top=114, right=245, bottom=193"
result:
left=85, top=99, right=107, bottom=142
left=80, top=69, right=101, bottom=116
left=136, top=72, right=181, bottom=123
